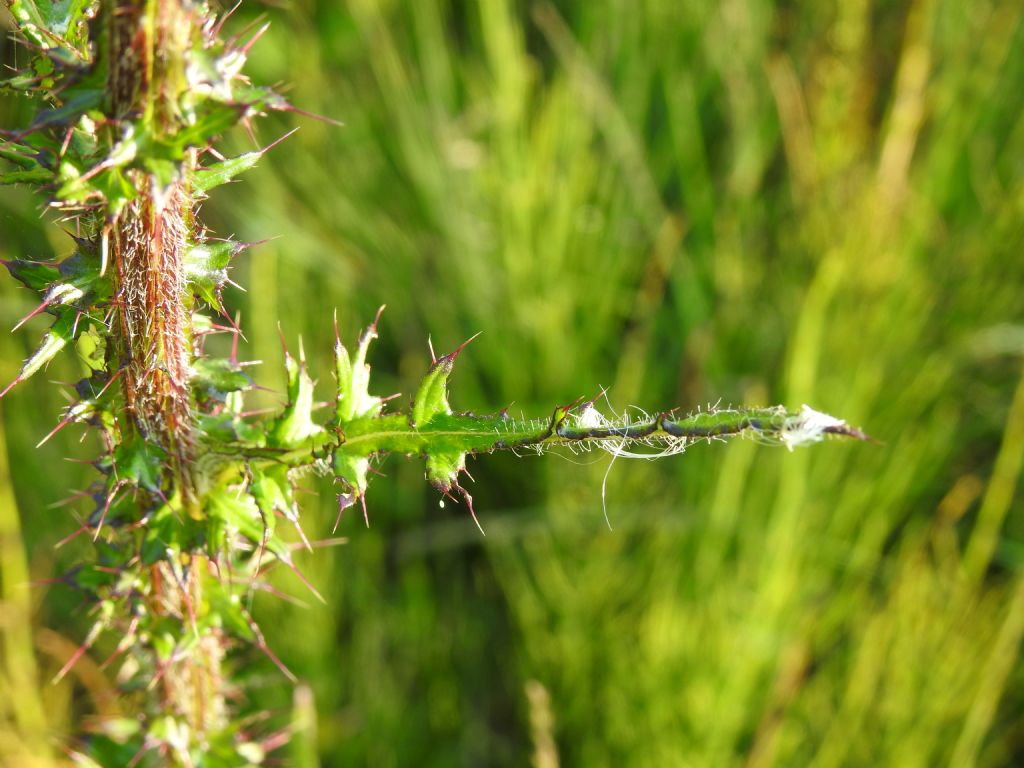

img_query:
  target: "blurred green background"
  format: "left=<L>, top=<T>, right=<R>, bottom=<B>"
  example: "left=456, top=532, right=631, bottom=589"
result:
left=2, top=0, right=1024, bottom=765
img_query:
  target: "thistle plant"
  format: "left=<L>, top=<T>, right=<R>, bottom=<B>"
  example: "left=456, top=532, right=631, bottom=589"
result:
left=0, top=0, right=868, bottom=764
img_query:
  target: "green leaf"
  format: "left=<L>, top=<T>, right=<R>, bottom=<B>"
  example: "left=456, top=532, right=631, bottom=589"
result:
left=204, top=576, right=257, bottom=642
left=206, top=486, right=287, bottom=557
left=69, top=564, right=119, bottom=591
left=184, top=241, right=241, bottom=306
left=270, top=341, right=324, bottom=448
left=149, top=618, right=180, bottom=661
left=57, top=128, right=139, bottom=205
left=191, top=129, right=298, bottom=196
left=58, top=161, right=137, bottom=213
left=173, top=102, right=245, bottom=152
left=250, top=466, right=294, bottom=520
left=424, top=449, right=481, bottom=533
left=332, top=452, right=371, bottom=499
left=411, top=334, right=477, bottom=427
left=72, top=734, right=144, bottom=768
left=425, top=450, right=466, bottom=492
left=0, top=145, right=42, bottom=169
left=192, top=152, right=264, bottom=195
left=191, top=357, right=252, bottom=398
left=141, top=504, right=179, bottom=566
left=30, top=86, right=104, bottom=131
left=57, top=248, right=100, bottom=280
left=335, top=310, right=383, bottom=423
left=412, top=359, right=452, bottom=426
left=2, top=310, right=79, bottom=395
left=2, top=259, right=61, bottom=291
left=196, top=411, right=265, bottom=446
left=112, top=440, right=168, bottom=493
left=142, top=156, right=181, bottom=190
left=9, top=0, right=93, bottom=52
left=0, top=168, right=52, bottom=185
left=229, top=84, right=290, bottom=113
left=10, top=255, right=111, bottom=326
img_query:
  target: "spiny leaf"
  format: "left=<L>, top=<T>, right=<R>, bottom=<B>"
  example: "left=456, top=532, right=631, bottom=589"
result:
left=30, top=83, right=104, bottom=132
left=68, top=563, right=120, bottom=592
left=205, top=486, right=287, bottom=558
left=192, top=153, right=264, bottom=196
left=196, top=411, right=265, bottom=446
left=410, top=334, right=478, bottom=427
left=0, top=168, right=52, bottom=185
left=335, top=308, right=384, bottom=423
left=190, top=129, right=298, bottom=196
left=425, top=451, right=482, bottom=533
left=0, top=144, right=41, bottom=169
left=2, top=258, right=61, bottom=291
left=71, top=733, right=143, bottom=768
left=141, top=157, right=180, bottom=190
left=57, top=127, right=139, bottom=203
left=184, top=241, right=243, bottom=307
left=140, top=503, right=181, bottom=566
left=0, top=143, right=50, bottom=185
left=9, top=0, right=93, bottom=53
left=250, top=466, right=293, bottom=520
left=332, top=453, right=371, bottom=500
left=172, top=102, right=247, bottom=153
left=56, top=106, right=244, bottom=208
left=111, top=440, right=167, bottom=494
left=57, top=158, right=137, bottom=214
left=191, top=357, right=253, bottom=399
left=1, top=309, right=79, bottom=397
left=58, top=248, right=102, bottom=281
left=271, top=341, right=324, bottom=448
left=425, top=450, right=467, bottom=492
left=13, top=269, right=108, bottom=332
left=204, top=575, right=257, bottom=642
left=228, top=84, right=290, bottom=114
left=251, top=465, right=315, bottom=548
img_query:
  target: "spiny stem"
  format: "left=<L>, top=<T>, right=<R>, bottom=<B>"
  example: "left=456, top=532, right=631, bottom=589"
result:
left=239, top=403, right=868, bottom=469
left=112, top=182, right=196, bottom=494
left=105, top=0, right=212, bottom=745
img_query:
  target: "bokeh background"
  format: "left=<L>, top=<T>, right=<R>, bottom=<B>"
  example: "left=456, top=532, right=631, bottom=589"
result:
left=2, top=0, right=1024, bottom=765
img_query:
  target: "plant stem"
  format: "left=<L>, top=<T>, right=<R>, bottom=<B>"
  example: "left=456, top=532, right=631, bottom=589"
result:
left=108, top=0, right=197, bottom=503
left=106, top=0, right=218, bottom=746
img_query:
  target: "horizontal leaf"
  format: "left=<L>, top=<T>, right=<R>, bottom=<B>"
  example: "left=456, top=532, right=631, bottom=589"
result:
left=174, top=102, right=245, bottom=152
left=29, top=86, right=103, bottom=131
left=2, top=258, right=61, bottom=290
left=192, top=153, right=263, bottom=195
left=0, top=168, right=52, bottom=185
left=0, top=145, right=41, bottom=169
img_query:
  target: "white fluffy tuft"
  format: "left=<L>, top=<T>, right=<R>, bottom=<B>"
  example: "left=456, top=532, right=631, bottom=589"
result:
left=780, top=404, right=847, bottom=452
